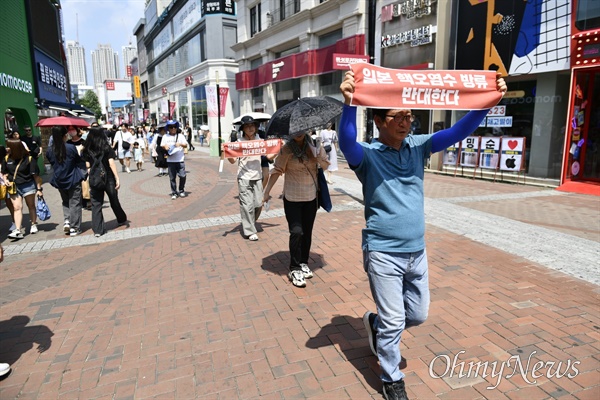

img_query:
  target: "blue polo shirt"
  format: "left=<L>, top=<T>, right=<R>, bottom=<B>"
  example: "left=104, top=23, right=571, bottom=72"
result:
left=352, top=135, right=433, bottom=253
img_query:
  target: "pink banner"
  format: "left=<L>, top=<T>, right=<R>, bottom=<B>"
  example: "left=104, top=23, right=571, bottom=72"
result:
left=219, top=87, right=229, bottom=117
left=223, top=139, right=282, bottom=158
left=350, top=64, right=502, bottom=110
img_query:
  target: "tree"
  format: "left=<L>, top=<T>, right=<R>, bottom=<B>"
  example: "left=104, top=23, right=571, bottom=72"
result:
left=76, top=90, right=102, bottom=120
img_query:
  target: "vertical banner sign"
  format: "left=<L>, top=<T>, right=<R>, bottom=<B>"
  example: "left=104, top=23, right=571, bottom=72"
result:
left=137, top=109, right=143, bottom=122
left=459, top=136, right=480, bottom=167
left=143, top=109, right=150, bottom=120
left=133, top=76, right=141, bottom=98
left=169, top=101, right=177, bottom=118
left=206, top=85, right=218, bottom=117
left=479, top=137, right=501, bottom=169
left=219, top=87, right=229, bottom=117
left=499, top=137, right=526, bottom=171
left=442, top=142, right=460, bottom=165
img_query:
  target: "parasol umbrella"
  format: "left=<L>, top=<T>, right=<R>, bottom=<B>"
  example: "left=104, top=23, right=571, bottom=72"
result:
left=35, top=115, right=90, bottom=128
left=232, top=112, right=272, bottom=124
left=265, top=96, right=343, bottom=137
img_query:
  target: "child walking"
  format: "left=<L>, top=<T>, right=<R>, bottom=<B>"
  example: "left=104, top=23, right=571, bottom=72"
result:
left=133, top=142, right=144, bottom=171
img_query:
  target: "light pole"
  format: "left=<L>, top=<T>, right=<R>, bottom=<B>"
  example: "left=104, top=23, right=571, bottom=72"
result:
left=216, top=71, right=222, bottom=158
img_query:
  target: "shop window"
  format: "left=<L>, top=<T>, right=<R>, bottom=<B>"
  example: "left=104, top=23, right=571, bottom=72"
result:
left=275, top=0, right=300, bottom=23
left=319, top=71, right=343, bottom=96
left=275, top=46, right=300, bottom=58
left=575, top=0, right=600, bottom=31
left=250, top=57, right=262, bottom=69
left=191, top=85, right=208, bottom=129
left=250, top=4, right=262, bottom=37
left=319, top=29, right=343, bottom=48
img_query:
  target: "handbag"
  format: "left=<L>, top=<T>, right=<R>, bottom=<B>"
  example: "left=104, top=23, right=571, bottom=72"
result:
left=119, top=133, right=131, bottom=151
left=324, top=144, right=332, bottom=153
left=36, top=195, right=51, bottom=221
left=316, top=167, right=332, bottom=212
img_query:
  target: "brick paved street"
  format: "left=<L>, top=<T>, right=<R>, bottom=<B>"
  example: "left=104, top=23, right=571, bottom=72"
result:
left=0, top=147, right=598, bottom=399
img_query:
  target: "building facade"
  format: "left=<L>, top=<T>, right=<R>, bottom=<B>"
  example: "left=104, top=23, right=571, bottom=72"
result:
left=66, top=40, right=87, bottom=85
left=143, top=0, right=238, bottom=153
left=233, top=0, right=368, bottom=133
left=92, top=44, right=120, bottom=85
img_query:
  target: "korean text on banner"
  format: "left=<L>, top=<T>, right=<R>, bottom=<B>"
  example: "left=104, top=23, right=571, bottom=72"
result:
left=350, top=64, right=502, bottom=110
left=206, top=85, right=218, bottom=117
left=223, top=139, right=282, bottom=158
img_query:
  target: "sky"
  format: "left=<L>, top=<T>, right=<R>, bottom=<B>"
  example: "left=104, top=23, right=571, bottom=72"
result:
left=60, top=0, right=146, bottom=86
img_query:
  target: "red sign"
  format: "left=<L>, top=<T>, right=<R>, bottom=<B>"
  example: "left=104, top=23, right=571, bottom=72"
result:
left=169, top=101, right=176, bottom=117
left=106, top=81, right=115, bottom=90
left=126, top=65, right=132, bottom=78
left=219, top=87, right=229, bottom=117
left=143, top=109, right=149, bottom=120
left=350, top=64, right=502, bottom=110
left=162, top=87, right=168, bottom=95
left=223, top=139, right=282, bottom=158
left=185, top=75, right=194, bottom=86
left=333, top=53, right=370, bottom=70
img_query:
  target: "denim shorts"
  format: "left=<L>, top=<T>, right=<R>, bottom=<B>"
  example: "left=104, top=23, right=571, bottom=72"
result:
left=15, top=180, right=37, bottom=197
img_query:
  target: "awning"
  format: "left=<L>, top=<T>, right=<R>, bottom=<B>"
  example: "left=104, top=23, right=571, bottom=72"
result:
left=111, top=100, right=132, bottom=108
left=38, top=99, right=95, bottom=118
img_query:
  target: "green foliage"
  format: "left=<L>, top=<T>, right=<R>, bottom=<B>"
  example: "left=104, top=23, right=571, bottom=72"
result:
left=77, top=90, right=103, bottom=120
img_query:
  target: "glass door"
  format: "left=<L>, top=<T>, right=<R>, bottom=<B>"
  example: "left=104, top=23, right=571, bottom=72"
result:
left=581, top=72, right=600, bottom=180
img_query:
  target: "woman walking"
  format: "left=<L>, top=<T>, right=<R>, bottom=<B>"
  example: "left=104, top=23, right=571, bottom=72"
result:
left=82, top=128, right=127, bottom=237
left=263, top=132, right=329, bottom=287
left=45, top=126, right=87, bottom=236
left=320, top=122, right=338, bottom=184
left=5, top=139, right=42, bottom=239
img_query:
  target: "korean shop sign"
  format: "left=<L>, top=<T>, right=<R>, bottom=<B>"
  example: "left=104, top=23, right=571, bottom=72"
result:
left=381, top=25, right=437, bottom=48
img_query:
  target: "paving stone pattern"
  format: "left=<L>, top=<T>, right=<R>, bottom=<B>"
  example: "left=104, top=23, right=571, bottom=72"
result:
left=0, top=147, right=598, bottom=399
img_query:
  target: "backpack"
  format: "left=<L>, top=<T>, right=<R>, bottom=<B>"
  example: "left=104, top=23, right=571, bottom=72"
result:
left=89, top=152, right=108, bottom=190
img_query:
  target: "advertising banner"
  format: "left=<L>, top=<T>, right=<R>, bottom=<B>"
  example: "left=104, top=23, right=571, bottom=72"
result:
left=499, top=137, right=526, bottom=171
left=223, top=139, right=282, bottom=158
left=459, top=136, right=480, bottom=167
left=479, top=137, right=501, bottom=170
left=350, top=64, right=501, bottom=110
left=206, top=86, right=228, bottom=117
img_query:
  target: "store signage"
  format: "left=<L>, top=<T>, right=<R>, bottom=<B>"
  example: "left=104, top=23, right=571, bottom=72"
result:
left=272, top=61, right=285, bottom=79
left=126, top=65, right=132, bottom=78
left=333, top=53, right=370, bottom=70
left=174, top=0, right=202, bottom=41
left=162, top=87, right=168, bottom=95
left=486, top=116, right=513, bottom=127
left=499, top=137, right=525, bottom=171
left=106, top=81, right=115, bottom=90
left=381, top=24, right=437, bottom=48
left=0, top=72, right=33, bottom=94
left=381, top=0, right=437, bottom=22
left=487, top=105, right=506, bottom=116
left=185, top=75, right=194, bottom=86
left=480, top=137, right=501, bottom=169
left=38, top=62, right=67, bottom=91
left=442, top=142, right=459, bottom=166
left=202, top=0, right=234, bottom=15
left=133, top=76, right=141, bottom=98
left=459, top=136, right=480, bottom=167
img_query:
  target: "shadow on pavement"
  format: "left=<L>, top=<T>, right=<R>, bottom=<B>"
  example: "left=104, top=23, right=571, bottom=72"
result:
left=261, top=250, right=326, bottom=275
left=306, top=315, right=382, bottom=393
left=0, top=316, right=54, bottom=367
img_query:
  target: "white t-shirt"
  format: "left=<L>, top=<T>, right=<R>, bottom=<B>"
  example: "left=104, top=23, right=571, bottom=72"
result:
left=161, top=133, right=188, bottom=163
left=115, top=130, right=133, bottom=152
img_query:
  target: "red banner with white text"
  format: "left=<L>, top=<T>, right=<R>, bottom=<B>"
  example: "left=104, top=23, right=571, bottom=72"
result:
left=223, top=139, right=282, bottom=158
left=350, top=64, right=502, bottom=110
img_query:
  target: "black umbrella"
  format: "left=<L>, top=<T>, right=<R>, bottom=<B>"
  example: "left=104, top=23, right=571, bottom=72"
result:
left=265, top=96, right=343, bottom=137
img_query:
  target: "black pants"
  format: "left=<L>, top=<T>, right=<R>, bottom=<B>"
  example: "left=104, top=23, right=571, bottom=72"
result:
left=283, top=197, right=318, bottom=271
left=90, top=179, right=127, bottom=235
left=168, top=162, right=186, bottom=194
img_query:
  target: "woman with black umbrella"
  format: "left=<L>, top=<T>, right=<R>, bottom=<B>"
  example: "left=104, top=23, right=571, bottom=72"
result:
left=263, top=132, right=329, bottom=288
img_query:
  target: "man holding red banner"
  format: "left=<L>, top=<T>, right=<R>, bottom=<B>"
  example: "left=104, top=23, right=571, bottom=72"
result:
left=227, top=116, right=271, bottom=241
left=339, top=70, right=506, bottom=400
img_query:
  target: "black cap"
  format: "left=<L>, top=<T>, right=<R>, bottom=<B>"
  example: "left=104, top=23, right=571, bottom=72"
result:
left=240, top=115, right=257, bottom=126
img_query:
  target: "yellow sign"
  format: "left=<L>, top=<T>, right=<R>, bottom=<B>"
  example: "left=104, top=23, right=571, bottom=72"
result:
left=133, top=76, right=141, bottom=98
left=503, top=90, right=525, bottom=99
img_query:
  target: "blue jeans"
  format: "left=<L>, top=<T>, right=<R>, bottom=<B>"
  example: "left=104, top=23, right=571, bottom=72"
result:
left=364, top=249, right=430, bottom=382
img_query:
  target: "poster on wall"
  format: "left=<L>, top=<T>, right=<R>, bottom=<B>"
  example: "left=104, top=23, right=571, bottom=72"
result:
left=479, top=137, right=501, bottom=169
left=499, top=137, right=526, bottom=171
left=455, top=0, right=570, bottom=75
left=459, top=136, right=480, bottom=167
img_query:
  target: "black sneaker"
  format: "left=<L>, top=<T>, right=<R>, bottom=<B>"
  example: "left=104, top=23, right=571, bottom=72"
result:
left=363, top=311, right=377, bottom=356
left=383, top=379, right=409, bottom=400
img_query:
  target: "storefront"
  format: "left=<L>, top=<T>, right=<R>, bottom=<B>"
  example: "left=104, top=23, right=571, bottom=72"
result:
left=558, top=0, right=600, bottom=195
left=0, top=1, right=38, bottom=146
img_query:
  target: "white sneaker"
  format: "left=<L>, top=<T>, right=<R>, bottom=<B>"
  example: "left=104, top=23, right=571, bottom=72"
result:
left=288, top=270, right=306, bottom=288
left=0, top=363, right=10, bottom=376
left=8, top=229, right=23, bottom=239
left=299, top=263, right=313, bottom=279
left=63, top=221, right=70, bottom=234
left=126, top=168, right=131, bottom=174
left=8, top=222, right=16, bottom=232
left=30, top=224, right=38, bottom=234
